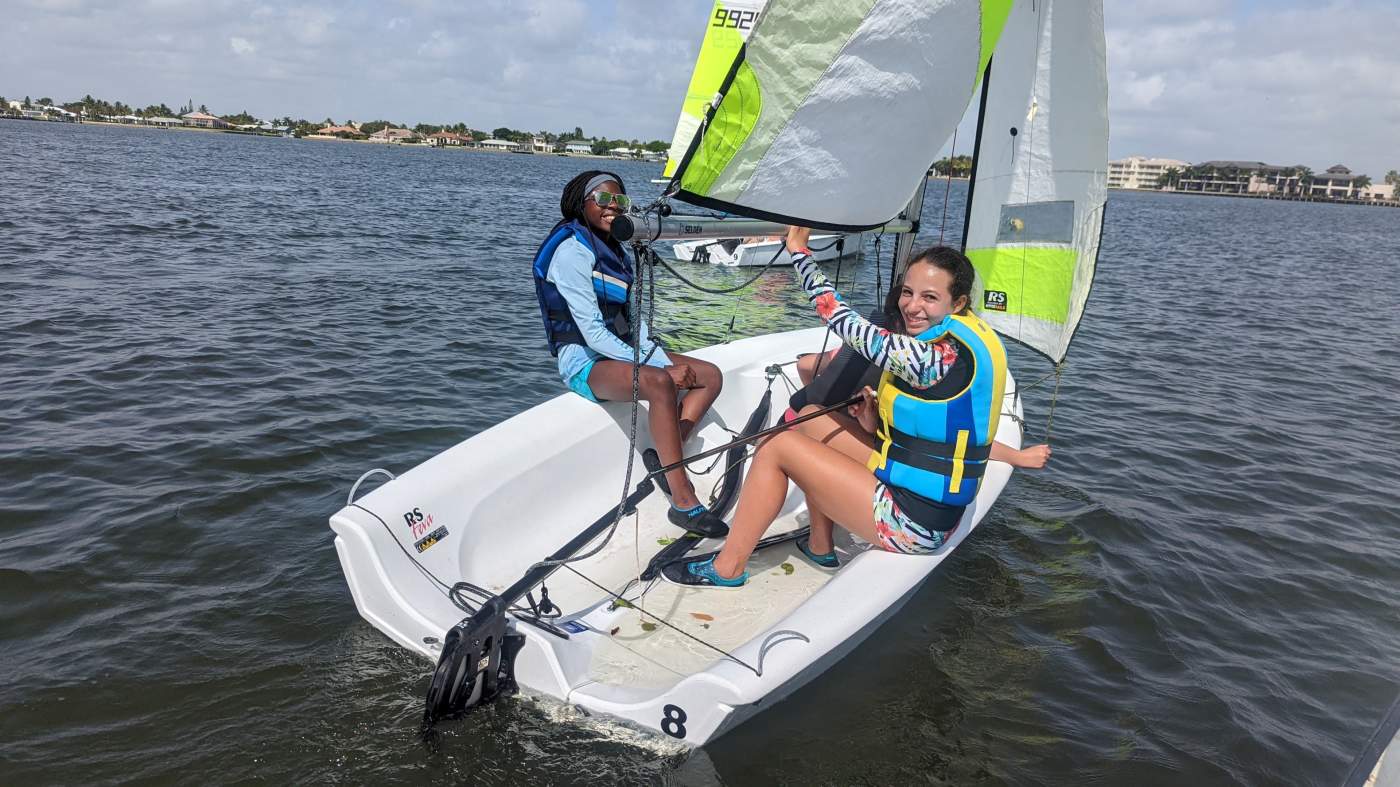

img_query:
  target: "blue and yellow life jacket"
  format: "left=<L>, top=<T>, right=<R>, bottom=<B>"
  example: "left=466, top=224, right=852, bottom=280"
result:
left=867, top=311, right=1008, bottom=510
left=531, top=219, right=633, bottom=356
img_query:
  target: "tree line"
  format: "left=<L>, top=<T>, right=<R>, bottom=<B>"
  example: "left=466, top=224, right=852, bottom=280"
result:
left=0, top=92, right=672, bottom=152
left=1153, top=165, right=1381, bottom=192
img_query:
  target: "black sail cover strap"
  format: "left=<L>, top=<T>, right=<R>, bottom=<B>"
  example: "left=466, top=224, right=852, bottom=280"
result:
left=641, top=389, right=772, bottom=581
left=886, top=426, right=992, bottom=463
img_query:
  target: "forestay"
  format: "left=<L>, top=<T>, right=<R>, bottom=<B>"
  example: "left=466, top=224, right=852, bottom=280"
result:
left=662, top=0, right=767, bottom=180
left=670, top=0, right=1015, bottom=231
left=962, top=0, right=1108, bottom=363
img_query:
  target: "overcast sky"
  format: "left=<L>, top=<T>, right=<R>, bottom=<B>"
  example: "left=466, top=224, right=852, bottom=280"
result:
left=4, top=0, right=1397, bottom=177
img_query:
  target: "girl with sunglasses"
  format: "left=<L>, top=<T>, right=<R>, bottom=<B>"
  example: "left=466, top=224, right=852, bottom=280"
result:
left=665, top=226, right=1049, bottom=587
left=531, top=170, right=728, bottom=538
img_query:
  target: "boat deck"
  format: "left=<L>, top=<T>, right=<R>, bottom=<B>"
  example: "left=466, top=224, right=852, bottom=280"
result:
left=579, top=517, right=870, bottom=689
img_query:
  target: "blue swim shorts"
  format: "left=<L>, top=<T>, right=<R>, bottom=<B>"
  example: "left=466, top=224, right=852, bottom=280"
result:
left=566, top=358, right=600, bottom=403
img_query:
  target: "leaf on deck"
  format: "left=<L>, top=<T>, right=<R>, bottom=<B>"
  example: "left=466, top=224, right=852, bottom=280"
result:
left=689, top=612, right=715, bottom=622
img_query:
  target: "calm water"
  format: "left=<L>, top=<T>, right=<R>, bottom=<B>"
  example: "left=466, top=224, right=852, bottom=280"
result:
left=2, top=120, right=1398, bottom=785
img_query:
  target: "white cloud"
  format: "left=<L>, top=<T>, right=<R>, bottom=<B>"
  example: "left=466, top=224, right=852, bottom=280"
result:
left=415, top=30, right=458, bottom=59
left=1104, top=0, right=1400, bottom=176
left=4, top=0, right=1393, bottom=176
left=1120, top=72, right=1165, bottom=109
left=229, top=36, right=255, bottom=56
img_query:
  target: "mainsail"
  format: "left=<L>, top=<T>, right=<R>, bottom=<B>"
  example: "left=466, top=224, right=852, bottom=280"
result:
left=669, top=0, right=1015, bottom=231
left=962, top=0, right=1108, bottom=363
left=662, top=0, right=767, bottom=180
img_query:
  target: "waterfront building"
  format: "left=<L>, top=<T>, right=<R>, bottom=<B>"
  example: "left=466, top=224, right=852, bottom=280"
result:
left=1107, top=156, right=1189, bottom=189
left=1175, top=160, right=1306, bottom=195
left=368, top=127, right=419, bottom=143
left=1358, top=182, right=1396, bottom=201
left=314, top=124, right=363, bottom=138
left=182, top=111, right=230, bottom=129
left=148, top=116, right=184, bottom=127
left=1305, top=165, right=1364, bottom=199
left=425, top=131, right=469, bottom=147
left=478, top=138, right=517, bottom=151
left=609, top=147, right=638, bottom=158
left=563, top=141, right=592, bottom=155
left=530, top=137, right=552, bottom=154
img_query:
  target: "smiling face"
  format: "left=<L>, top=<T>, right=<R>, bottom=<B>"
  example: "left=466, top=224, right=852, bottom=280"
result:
left=581, top=180, right=623, bottom=236
left=897, top=261, right=968, bottom=335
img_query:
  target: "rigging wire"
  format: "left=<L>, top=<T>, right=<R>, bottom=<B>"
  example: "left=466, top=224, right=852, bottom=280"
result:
left=559, top=562, right=764, bottom=677
left=350, top=503, right=561, bottom=630
left=808, top=240, right=846, bottom=380
left=525, top=237, right=657, bottom=573
left=1043, top=361, right=1065, bottom=443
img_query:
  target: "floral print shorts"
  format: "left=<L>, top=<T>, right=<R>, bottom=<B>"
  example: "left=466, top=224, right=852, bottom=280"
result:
left=872, top=483, right=953, bottom=555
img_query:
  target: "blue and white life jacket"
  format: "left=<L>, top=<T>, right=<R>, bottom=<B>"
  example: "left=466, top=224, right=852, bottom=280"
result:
left=531, top=219, right=633, bottom=356
left=867, top=311, right=1008, bottom=510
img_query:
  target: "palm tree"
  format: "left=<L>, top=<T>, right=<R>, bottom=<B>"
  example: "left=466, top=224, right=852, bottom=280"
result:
left=1158, top=167, right=1181, bottom=190
left=1352, top=175, right=1372, bottom=198
left=1385, top=169, right=1400, bottom=187
left=1297, top=166, right=1314, bottom=197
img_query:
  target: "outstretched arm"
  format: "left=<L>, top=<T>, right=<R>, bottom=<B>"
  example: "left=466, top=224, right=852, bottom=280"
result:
left=991, top=441, right=1051, bottom=468
left=786, top=226, right=956, bottom=390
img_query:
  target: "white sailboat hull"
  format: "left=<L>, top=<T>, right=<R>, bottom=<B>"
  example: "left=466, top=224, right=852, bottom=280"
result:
left=672, top=234, right=861, bottom=267
left=330, top=326, right=1022, bottom=746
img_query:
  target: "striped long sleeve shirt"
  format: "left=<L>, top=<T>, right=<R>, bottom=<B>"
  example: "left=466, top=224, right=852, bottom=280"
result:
left=792, top=251, right=958, bottom=390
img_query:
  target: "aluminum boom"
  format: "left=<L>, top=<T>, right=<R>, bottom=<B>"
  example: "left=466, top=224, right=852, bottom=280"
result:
left=612, top=213, right=915, bottom=243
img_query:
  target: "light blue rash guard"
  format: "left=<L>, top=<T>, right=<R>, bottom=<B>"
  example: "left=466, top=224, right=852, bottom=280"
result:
left=544, top=234, right=672, bottom=385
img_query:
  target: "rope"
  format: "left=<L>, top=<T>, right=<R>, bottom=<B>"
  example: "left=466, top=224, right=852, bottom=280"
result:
left=351, top=502, right=553, bottom=627
left=648, top=242, right=783, bottom=295
left=1044, top=361, right=1065, bottom=444
left=527, top=242, right=654, bottom=572
left=559, top=562, right=764, bottom=677
left=808, top=250, right=845, bottom=379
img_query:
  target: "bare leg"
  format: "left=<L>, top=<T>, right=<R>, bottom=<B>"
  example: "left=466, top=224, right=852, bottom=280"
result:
left=667, top=352, right=723, bottom=442
left=792, top=405, right=877, bottom=554
left=795, top=348, right=841, bottom=386
left=796, top=353, right=818, bottom=386
left=586, top=360, right=703, bottom=509
left=712, top=431, right=882, bottom=579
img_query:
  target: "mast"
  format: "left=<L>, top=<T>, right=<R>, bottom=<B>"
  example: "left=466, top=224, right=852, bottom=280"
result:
left=889, top=174, right=928, bottom=285
left=960, top=57, right=993, bottom=252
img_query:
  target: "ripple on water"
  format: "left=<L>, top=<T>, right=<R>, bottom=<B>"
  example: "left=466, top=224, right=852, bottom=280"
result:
left=1, top=122, right=1398, bottom=784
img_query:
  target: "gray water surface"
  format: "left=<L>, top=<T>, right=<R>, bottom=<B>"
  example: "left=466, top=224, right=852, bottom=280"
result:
left=2, top=120, right=1398, bottom=785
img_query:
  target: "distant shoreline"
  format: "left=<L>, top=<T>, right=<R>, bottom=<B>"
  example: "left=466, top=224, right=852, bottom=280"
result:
left=0, top=116, right=657, bottom=162
left=1111, top=185, right=1400, bottom=209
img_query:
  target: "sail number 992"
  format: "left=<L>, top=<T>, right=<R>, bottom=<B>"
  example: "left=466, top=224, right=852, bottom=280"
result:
left=713, top=7, right=756, bottom=29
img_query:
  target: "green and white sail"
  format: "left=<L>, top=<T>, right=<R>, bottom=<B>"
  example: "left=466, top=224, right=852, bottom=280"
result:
left=670, top=0, right=1015, bottom=231
left=963, top=0, right=1108, bottom=363
left=662, top=1, right=767, bottom=180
